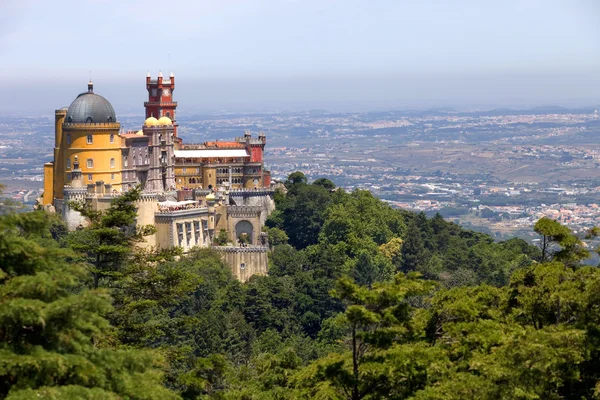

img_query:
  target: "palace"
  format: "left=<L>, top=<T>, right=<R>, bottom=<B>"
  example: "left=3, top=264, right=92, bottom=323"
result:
left=42, top=73, right=274, bottom=281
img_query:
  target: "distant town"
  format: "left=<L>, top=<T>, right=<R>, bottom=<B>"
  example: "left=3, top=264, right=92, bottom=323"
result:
left=3, top=106, right=600, bottom=243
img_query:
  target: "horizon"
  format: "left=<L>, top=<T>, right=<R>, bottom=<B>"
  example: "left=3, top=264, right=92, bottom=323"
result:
left=2, top=0, right=600, bottom=115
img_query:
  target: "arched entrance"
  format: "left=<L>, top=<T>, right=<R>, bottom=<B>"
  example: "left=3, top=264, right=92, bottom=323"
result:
left=235, top=220, right=254, bottom=245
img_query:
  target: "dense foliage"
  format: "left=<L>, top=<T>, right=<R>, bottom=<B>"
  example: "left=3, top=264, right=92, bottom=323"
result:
left=0, top=211, right=177, bottom=399
left=3, top=174, right=600, bottom=399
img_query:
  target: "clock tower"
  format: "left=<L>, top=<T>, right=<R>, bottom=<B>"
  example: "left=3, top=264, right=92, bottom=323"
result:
left=145, top=71, right=178, bottom=136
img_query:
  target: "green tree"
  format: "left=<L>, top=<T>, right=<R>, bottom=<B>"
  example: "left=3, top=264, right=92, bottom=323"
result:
left=313, top=177, right=336, bottom=190
left=285, top=171, right=308, bottom=188
left=401, top=220, right=429, bottom=273
left=351, top=250, right=393, bottom=288
left=281, top=184, right=332, bottom=249
left=295, top=273, right=436, bottom=400
left=213, top=229, right=230, bottom=246
left=534, top=217, right=578, bottom=263
left=66, top=187, right=146, bottom=288
left=0, top=211, right=178, bottom=399
left=263, top=226, right=289, bottom=247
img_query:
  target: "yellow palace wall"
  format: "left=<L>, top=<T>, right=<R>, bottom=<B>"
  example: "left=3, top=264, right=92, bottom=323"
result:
left=43, top=163, right=54, bottom=206
left=58, top=123, right=123, bottom=194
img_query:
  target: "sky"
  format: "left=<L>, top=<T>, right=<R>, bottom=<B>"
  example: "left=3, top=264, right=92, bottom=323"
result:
left=1, top=0, right=599, bottom=115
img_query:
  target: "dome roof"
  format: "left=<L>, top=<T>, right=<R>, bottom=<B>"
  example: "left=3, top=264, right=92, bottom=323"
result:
left=206, top=193, right=216, bottom=201
left=157, top=116, right=172, bottom=125
left=66, top=83, right=116, bottom=124
left=136, top=129, right=144, bottom=135
left=144, top=117, right=159, bottom=126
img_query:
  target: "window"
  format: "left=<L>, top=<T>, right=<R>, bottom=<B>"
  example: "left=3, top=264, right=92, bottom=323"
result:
left=88, top=174, right=93, bottom=181
left=111, top=173, right=115, bottom=180
left=124, top=157, right=128, bottom=167
left=177, top=223, right=184, bottom=245
left=110, top=158, right=115, bottom=168
left=240, top=263, right=246, bottom=271
left=87, top=135, right=93, bottom=144
left=66, top=134, right=71, bottom=145
left=66, top=158, right=71, bottom=169
left=110, top=133, right=114, bottom=143
left=183, top=168, right=187, bottom=173
left=194, top=222, right=200, bottom=244
left=87, top=159, right=93, bottom=168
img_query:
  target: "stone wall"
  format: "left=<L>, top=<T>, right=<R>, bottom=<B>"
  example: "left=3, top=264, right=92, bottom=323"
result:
left=215, top=246, right=268, bottom=282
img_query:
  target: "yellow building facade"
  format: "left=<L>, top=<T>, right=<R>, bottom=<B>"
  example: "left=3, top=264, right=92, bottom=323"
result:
left=44, top=82, right=122, bottom=205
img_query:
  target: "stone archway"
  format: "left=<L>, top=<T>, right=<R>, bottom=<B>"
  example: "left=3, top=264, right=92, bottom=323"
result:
left=235, top=220, right=254, bottom=245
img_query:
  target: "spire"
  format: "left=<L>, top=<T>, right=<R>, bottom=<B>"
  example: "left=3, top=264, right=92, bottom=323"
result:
left=88, top=71, right=93, bottom=93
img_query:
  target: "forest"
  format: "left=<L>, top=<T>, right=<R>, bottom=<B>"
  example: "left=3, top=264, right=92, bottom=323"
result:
left=2, top=174, right=600, bottom=399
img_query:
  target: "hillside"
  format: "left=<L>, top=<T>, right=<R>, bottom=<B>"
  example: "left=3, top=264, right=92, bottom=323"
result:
left=1, top=176, right=600, bottom=399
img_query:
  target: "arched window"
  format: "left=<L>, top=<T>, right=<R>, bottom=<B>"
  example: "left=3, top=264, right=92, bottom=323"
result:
left=110, top=133, right=114, bottom=143
left=87, top=135, right=93, bottom=144
left=87, top=159, right=94, bottom=168
left=110, top=158, right=115, bottom=168
left=66, top=134, right=71, bottom=145
left=66, top=158, right=71, bottom=169
left=107, top=116, right=113, bottom=122
left=86, top=117, right=93, bottom=123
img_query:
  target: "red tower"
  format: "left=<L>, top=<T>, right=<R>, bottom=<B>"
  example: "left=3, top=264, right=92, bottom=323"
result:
left=145, top=71, right=178, bottom=136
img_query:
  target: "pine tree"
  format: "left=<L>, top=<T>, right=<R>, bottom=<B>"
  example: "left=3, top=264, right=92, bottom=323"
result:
left=66, top=186, right=146, bottom=288
left=400, top=220, right=429, bottom=272
left=0, top=211, right=179, bottom=399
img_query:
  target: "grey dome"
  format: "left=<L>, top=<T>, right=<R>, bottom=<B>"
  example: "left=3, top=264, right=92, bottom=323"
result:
left=66, top=83, right=116, bottom=124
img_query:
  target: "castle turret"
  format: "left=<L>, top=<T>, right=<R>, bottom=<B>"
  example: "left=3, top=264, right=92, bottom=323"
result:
left=145, top=72, right=178, bottom=136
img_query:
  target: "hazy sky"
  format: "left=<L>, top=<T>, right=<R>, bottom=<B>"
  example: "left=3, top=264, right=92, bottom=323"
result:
left=1, top=0, right=599, bottom=114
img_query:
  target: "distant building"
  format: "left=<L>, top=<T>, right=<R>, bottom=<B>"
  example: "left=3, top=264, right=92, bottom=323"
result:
left=42, top=74, right=274, bottom=281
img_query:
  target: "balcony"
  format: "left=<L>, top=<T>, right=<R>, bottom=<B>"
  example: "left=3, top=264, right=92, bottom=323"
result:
left=144, top=101, right=178, bottom=107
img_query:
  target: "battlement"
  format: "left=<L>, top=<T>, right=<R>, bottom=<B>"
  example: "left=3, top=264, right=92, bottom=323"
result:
left=226, top=205, right=262, bottom=217
left=213, top=245, right=269, bottom=253
left=138, top=193, right=159, bottom=202
left=229, top=189, right=274, bottom=197
left=235, top=137, right=265, bottom=145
